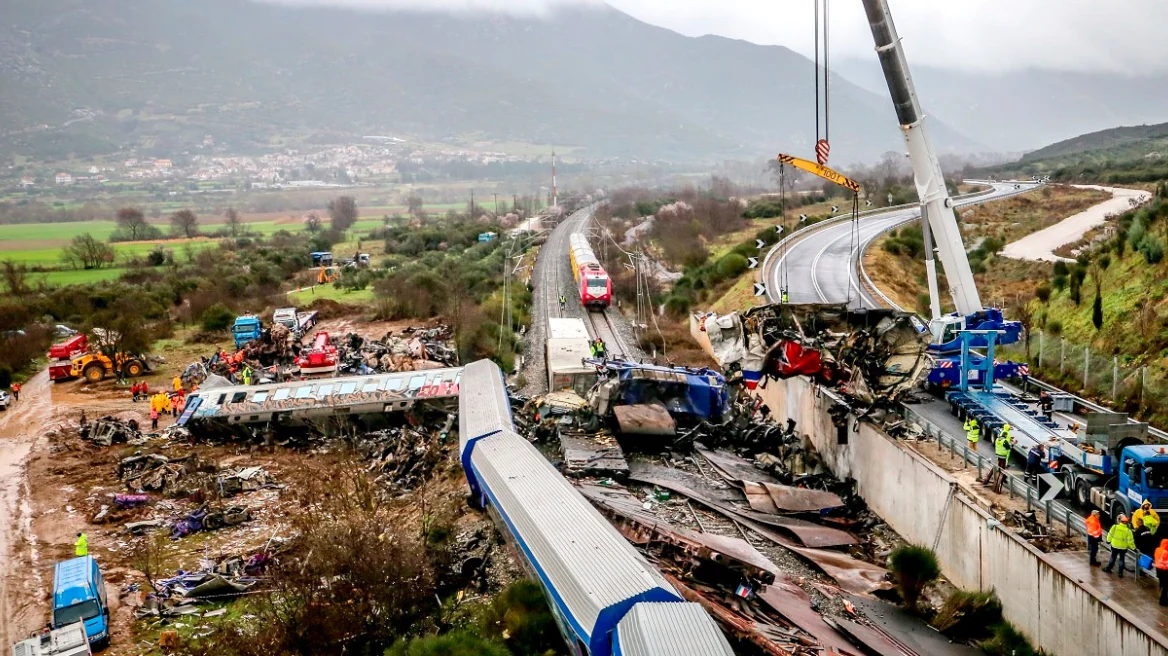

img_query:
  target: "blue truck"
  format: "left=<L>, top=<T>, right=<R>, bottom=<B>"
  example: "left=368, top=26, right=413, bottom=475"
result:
left=52, top=556, right=109, bottom=649
left=231, top=315, right=263, bottom=349
left=942, top=330, right=1168, bottom=530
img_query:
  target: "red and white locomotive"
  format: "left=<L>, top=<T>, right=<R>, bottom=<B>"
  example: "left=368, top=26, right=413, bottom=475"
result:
left=568, top=233, right=612, bottom=310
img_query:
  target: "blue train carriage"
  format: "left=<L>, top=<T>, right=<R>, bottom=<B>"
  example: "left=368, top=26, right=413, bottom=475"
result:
left=458, top=360, right=733, bottom=656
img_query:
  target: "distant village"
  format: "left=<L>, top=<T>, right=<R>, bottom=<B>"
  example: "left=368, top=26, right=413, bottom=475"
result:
left=5, top=136, right=553, bottom=192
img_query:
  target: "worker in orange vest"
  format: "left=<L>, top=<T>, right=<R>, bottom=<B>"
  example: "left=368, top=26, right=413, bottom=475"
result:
left=10, top=382, right=20, bottom=401
left=1085, top=509, right=1104, bottom=567
left=1155, top=539, right=1168, bottom=606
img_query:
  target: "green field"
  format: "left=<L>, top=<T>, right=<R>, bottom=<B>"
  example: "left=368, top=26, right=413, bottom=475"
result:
left=288, top=284, right=375, bottom=306
left=30, top=267, right=127, bottom=287
left=0, top=220, right=119, bottom=242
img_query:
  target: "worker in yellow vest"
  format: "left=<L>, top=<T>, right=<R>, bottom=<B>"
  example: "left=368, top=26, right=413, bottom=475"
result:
left=963, top=416, right=980, bottom=448
left=994, top=425, right=1014, bottom=470
left=1134, top=500, right=1161, bottom=536
left=1103, top=514, right=1136, bottom=578
left=74, top=532, right=88, bottom=557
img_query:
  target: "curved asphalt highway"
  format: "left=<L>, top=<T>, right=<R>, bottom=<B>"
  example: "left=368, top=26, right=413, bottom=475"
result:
left=764, top=181, right=1042, bottom=308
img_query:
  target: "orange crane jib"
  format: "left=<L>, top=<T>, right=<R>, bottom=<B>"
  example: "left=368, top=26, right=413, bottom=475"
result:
left=776, top=154, right=861, bottom=193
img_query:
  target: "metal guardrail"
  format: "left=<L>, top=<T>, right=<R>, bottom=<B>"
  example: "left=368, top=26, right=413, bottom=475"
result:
left=902, top=403, right=1088, bottom=537
left=903, top=402, right=1157, bottom=577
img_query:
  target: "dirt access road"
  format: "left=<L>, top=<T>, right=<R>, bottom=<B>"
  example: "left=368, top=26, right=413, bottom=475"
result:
left=0, top=370, right=51, bottom=647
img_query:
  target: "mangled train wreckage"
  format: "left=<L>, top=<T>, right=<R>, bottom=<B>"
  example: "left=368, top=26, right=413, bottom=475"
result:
left=458, top=359, right=735, bottom=656
left=692, top=304, right=930, bottom=407
left=178, top=368, right=463, bottom=430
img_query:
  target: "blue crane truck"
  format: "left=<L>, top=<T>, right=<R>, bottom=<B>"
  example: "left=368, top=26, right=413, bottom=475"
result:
left=231, top=315, right=263, bottom=349
left=52, top=556, right=109, bottom=649
left=927, top=352, right=1026, bottom=390
left=942, top=331, right=1168, bottom=529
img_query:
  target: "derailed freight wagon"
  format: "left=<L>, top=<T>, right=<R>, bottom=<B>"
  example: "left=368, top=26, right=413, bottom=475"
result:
left=546, top=317, right=597, bottom=396
left=458, top=360, right=733, bottom=656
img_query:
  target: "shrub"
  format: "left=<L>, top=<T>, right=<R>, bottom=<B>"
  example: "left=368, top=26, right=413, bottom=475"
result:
left=1129, top=218, right=1147, bottom=249
left=475, top=580, right=562, bottom=656
left=714, top=253, right=749, bottom=280
left=980, top=621, right=1046, bottom=656
left=888, top=545, right=940, bottom=611
left=200, top=303, right=235, bottom=332
left=1046, top=319, right=1063, bottom=336
left=663, top=295, right=691, bottom=317
left=1035, top=284, right=1051, bottom=303
left=932, top=590, right=1004, bottom=642
left=387, top=632, right=511, bottom=656
left=1053, top=261, right=1069, bottom=277
left=0, top=365, right=11, bottom=389
left=1051, top=274, right=1066, bottom=291
left=147, top=246, right=167, bottom=267
left=1092, top=293, right=1104, bottom=330
left=1140, top=234, right=1165, bottom=264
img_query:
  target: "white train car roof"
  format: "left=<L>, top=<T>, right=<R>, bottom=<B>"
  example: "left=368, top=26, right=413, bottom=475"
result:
left=615, top=603, right=735, bottom=656
left=548, top=317, right=591, bottom=341
left=182, top=367, right=462, bottom=426
left=459, top=360, right=688, bottom=655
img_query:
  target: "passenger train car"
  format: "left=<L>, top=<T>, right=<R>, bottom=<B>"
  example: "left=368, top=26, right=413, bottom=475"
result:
left=178, top=367, right=462, bottom=428
left=568, top=233, right=612, bottom=310
left=458, top=359, right=734, bottom=656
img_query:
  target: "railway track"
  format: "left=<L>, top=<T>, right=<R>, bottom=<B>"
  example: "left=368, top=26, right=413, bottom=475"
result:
left=585, top=308, right=632, bottom=360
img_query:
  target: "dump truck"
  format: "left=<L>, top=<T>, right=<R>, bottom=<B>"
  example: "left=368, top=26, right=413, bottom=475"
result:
left=70, top=352, right=148, bottom=383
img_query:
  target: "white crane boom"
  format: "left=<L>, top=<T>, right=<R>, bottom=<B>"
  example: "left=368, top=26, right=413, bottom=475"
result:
left=860, top=0, right=982, bottom=316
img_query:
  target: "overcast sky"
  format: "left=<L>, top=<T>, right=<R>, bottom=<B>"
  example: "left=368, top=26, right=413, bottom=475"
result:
left=265, top=0, right=1167, bottom=75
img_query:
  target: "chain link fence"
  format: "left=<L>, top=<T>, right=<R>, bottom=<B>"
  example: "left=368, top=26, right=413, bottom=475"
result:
left=998, top=331, right=1166, bottom=426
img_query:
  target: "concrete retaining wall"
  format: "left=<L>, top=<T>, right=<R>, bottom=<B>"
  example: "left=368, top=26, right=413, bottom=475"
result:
left=754, top=375, right=1168, bottom=656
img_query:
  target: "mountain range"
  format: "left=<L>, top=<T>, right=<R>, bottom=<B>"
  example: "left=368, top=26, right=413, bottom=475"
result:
left=0, top=0, right=977, bottom=164
left=835, top=59, right=1168, bottom=155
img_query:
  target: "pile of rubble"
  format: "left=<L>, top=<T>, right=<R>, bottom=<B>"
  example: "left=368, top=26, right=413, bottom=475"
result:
left=336, top=325, right=457, bottom=375
left=349, top=418, right=453, bottom=491
left=81, top=416, right=146, bottom=446
left=693, top=303, right=930, bottom=409
left=520, top=394, right=938, bottom=656
left=135, top=550, right=275, bottom=619
left=110, top=456, right=276, bottom=538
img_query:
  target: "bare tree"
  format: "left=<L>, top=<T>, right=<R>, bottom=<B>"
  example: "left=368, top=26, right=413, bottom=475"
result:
left=61, top=234, right=115, bottom=270
left=1010, top=298, right=1035, bottom=362
left=170, top=209, right=199, bottom=238
left=328, top=196, right=358, bottom=232
left=407, top=194, right=424, bottom=215
left=224, top=207, right=242, bottom=237
left=304, top=212, right=322, bottom=233
left=1, top=260, right=31, bottom=296
left=90, top=295, right=158, bottom=359
left=116, top=207, right=149, bottom=241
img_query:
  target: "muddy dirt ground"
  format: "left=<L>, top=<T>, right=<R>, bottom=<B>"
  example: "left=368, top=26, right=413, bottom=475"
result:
left=0, top=316, right=476, bottom=653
